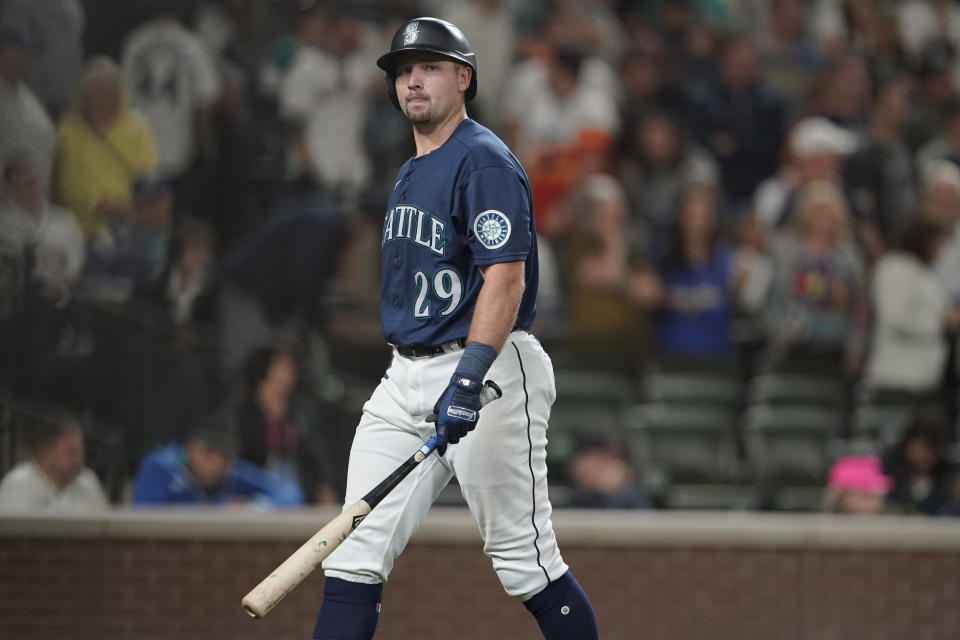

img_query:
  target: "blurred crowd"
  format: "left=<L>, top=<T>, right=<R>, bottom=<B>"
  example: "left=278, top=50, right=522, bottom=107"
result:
left=1, top=0, right=960, bottom=513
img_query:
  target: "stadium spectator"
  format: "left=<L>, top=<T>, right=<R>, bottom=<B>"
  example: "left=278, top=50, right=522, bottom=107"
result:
left=654, top=183, right=737, bottom=358
left=557, top=174, right=659, bottom=372
left=131, top=416, right=303, bottom=506
left=687, top=32, right=788, bottom=205
left=505, top=46, right=620, bottom=231
left=754, top=117, right=856, bottom=226
left=821, top=455, right=893, bottom=515
left=0, top=24, right=55, bottom=197
left=865, top=218, right=959, bottom=395
left=121, top=0, right=221, bottom=213
left=0, top=0, right=84, bottom=119
left=881, top=408, right=956, bottom=515
left=730, top=214, right=774, bottom=351
left=897, top=0, right=960, bottom=85
left=82, top=175, right=172, bottom=300
left=0, top=154, right=88, bottom=399
left=617, top=47, right=688, bottom=138
left=757, top=0, right=825, bottom=106
left=439, top=0, right=517, bottom=130
left=904, top=39, right=958, bottom=151
left=214, top=209, right=343, bottom=378
left=916, top=97, right=960, bottom=175
left=234, top=346, right=337, bottom=505
left=845, top=74, right=916, bottom=249
left=567, top=443, right=650, bottom=509
left=279, top=4, right=378, bottom=207
left=135, top=216, right=213, bottom=327
left=0, top=413, right=109, bottom=512
left=765, top=180, right=868, bottom=374
left=0, top=153, right=85, bottom=295
left=918, top=161, right=960, bottom=302
left=54, top=56, right=158, bottom=239
left=618, top=110, right=718, bottom=255
left=801, top=54, right=872, bottom=129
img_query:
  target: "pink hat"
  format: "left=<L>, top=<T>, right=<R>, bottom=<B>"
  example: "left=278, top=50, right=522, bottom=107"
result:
left=828, top=456, right=893, bottom=495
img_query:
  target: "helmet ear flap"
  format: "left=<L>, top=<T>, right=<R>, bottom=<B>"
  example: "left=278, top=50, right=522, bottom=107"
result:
left=385, top=74, right=401, bottom=111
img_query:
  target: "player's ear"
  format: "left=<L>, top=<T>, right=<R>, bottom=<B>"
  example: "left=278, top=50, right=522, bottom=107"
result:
left=458, top=64, right=472, bottom=94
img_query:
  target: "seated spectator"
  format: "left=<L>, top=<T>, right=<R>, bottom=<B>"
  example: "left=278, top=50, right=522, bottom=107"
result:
left=235, top=346, right=337, bottom=505
left=731, top=215, right=774, bottom=350
left=566, top=443, right=650, bottom=509
left=865, top=219, right=960, bottom=395
left=135, top=216, right=213, bottom=327
left=54, top=56, right=158, bottom=239
left=0, top=153, right=84, bottom=299
left=618, top=110, right=718, bottom=254
left=655, top=183, right=737, bottom=359
left=822, top=455, right=893, bottom=515
left=765, top=181, right=868, bottom=374
left=82, top=174, right=172, bottom=300
left=0, top=412, right=109, bottom=512
left=881, top=408, right=956, bottom=515
left=0, top=24, right=55, bottom=196
left=0, top=153, right=88, bottom=397
left=131, top=417, right=303, bottom=507
left=557, top=174, right=659, bottom=372
left=0, top=0, right=85, bottom=119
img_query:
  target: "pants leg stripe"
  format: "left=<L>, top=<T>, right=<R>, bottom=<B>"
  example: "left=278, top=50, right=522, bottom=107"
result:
left=513, top=342, right=551, bottom=583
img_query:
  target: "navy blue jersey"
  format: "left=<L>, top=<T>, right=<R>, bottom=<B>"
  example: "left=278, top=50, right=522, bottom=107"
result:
left=380, top=119, right=538, bottom=346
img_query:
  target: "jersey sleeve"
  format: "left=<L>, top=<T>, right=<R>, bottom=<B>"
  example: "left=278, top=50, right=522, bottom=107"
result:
left=461, top=166, right=533, bottom=265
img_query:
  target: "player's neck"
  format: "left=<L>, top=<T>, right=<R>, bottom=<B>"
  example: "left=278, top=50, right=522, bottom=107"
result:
left=412, top=107, right=468, bottom=157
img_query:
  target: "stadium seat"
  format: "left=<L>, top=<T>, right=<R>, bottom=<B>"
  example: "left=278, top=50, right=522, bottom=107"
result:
left=748, top=373, right=847, bottom=408
left=624, top=404, right=755, bottom=509
left=744, top=405, right=845, bottom=511
left=640, top=372, right=742, bottom=407
left=850, top=404, right=914, bottom=449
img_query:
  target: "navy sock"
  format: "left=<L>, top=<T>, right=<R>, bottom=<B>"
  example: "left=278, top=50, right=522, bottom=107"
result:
left=312, top=577, right=383, bottom=640
left=523, top=571, right=599, bottom=640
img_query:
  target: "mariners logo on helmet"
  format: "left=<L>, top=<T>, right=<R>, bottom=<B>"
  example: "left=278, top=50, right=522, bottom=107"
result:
left=474, top=210, right=511, bottom=249
left=403, top=21, right=419, bottom=45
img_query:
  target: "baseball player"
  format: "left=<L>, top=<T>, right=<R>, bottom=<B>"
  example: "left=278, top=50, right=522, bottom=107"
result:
left=312, top=18, right=599, bottom=640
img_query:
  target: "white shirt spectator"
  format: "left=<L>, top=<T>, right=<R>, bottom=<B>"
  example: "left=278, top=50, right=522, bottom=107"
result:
left=0, top=196, right=84, bottom=287
left=122, top=18, right=221, bottom=177
left=0, top=461, right=108, bottom=513
left=866, top=252, right=952, bottom=392
left=898, top=0, right=960, bottom=85
left=280, top=41, right=377, bottom=197
left=1, top=0, right=85, bottom=115
left=506, top=58, right=619, bottom=161
left=935, top=222, right=960, bottom=302
left=0, top=77, right=55, bottom=194
left=440, top=0, right=517, bottom=129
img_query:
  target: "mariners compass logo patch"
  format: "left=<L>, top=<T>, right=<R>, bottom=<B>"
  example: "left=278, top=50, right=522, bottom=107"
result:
left=474, top=210, right=511, bottom=249
left=403, top=22, right=419, bottom=45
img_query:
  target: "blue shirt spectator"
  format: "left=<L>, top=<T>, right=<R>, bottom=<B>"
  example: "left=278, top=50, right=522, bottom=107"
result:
left=655, top=183, right=735, bottom=357
left=131, top=428, right=303, bottom=506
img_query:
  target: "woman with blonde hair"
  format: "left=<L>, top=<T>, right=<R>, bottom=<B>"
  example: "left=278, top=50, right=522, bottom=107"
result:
left=765, top=180, right=868, bottom=373
left=54, top=56, right=158, bottom=239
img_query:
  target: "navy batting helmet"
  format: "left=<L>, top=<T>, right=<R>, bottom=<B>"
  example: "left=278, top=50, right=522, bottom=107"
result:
left=376, top=17, right=477, bottom=111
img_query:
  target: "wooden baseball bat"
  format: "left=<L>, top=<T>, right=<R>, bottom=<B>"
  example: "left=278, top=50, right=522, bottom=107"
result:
left=242, top=380, right=502, bottom=619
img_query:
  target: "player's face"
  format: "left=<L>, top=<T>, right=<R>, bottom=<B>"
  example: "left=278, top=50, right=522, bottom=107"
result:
left=394, top=54, right=469, bottom=125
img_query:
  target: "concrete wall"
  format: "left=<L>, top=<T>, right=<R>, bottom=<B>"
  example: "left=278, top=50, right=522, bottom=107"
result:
left=2, top=509, right=959, bottom=640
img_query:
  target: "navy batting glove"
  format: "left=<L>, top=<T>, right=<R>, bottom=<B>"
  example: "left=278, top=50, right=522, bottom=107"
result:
left=433, top=373, right=483, bottom=456
left=431, top=342, right=497, bottom=455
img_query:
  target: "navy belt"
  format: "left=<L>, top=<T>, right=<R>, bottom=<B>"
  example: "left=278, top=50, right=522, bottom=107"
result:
left=393, top=338, right=467, bottom=358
